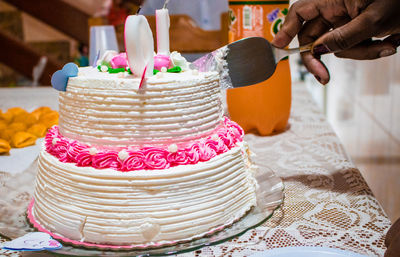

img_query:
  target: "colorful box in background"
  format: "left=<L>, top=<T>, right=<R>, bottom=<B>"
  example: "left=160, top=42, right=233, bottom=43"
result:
left=227, top=0, right=291, bottom=135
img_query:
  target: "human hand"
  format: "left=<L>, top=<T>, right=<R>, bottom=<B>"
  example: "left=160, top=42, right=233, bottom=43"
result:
left=271, top=0, right=400, bottom=85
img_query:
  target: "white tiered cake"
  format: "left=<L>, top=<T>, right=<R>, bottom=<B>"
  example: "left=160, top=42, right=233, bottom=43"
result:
left=30, top=68, right=258, bottom=246
left=29, top=12, right=258, bottom=247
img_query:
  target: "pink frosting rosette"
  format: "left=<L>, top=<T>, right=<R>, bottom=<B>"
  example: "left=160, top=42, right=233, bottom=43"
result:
left=225, top=117, right=244, bottom=135
left=45, top=140, right=57, bottom=156
left=218, top=131, right=236, bottom=149
left=45, top=128, right=59, bottom=156
left=186, top=143, right=201, bottom=164
left=92, top=152, right=121, bottom=170
left=229, top=123, right=244, bottom=139
left=205, top=138, right=228, bottom=155
left=53, top=140, right=69, bottom=162
left=76, top=150, right=93, bottom=166
left=67, top=142, right=87, bottom=162
left=198, top=142, right=217, bottom=162
left=44, top=126, right=57, bottom=143
left=122, top=152, right=146, bottom=171
left=167, top=150, right=190, bottom=166
left=143, top=147, right=169, bottom=169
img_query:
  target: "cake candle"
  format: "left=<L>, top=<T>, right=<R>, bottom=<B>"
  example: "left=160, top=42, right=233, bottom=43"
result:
left=156, top=8, right=170, bottom=56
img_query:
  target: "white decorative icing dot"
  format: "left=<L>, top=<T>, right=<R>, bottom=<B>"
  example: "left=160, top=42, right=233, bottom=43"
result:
left=100, top=65, right=108, bottom=72
left=118, top=149, right=129, bottom=161
left=140, top=220, right=160, bottom=241
left=156, top=72, right=163, bottom=78
left=168, top=144, right=178, bottom=153
left=89, top=147, right=98, bottom=155
left=192, top=69, right=199, bottom=75
left=52, top=138, right=59, bottom=145
left=161, top=66, right=167, bottom=73
left=211, top=134, right=219, bottom=141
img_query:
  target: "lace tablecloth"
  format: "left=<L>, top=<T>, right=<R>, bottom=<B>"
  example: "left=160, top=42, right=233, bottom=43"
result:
left=0, top=85, right=391, bottom=257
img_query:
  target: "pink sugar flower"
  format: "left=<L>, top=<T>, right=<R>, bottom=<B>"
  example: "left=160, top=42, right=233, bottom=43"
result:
left=110, top=53, right=128, bottom=69
left=154, top=54, right=171, bottom=71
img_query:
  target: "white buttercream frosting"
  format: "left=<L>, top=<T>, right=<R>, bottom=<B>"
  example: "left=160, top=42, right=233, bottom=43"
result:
left=59, top=67, right=223, bottom=147
left=32, top=67, right=259, bottom=246
left=33, top=145, right=257, bottom=245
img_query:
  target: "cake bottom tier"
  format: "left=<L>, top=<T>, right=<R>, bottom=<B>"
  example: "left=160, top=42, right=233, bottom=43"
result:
left=32, top=144, right=258, bottom=246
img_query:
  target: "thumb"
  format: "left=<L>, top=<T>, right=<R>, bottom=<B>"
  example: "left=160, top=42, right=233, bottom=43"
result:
left=312, top=11, right=378, bottom=55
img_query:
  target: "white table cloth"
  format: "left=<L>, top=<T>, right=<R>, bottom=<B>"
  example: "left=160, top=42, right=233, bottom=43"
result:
left=0, top=84, right=391, bottom=256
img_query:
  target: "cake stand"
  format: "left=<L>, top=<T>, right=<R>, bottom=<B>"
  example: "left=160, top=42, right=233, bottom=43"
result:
left=0, top=158, right=284, bottom=256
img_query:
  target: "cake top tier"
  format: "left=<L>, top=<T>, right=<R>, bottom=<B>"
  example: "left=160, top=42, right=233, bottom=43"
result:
left=58, top=68, right=223, bottom=148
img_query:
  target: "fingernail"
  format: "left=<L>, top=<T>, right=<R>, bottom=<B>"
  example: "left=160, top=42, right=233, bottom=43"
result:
left=314, top=75, right=322, bottom=83
left=314, top=75, right=327, bottom=85
left=312, top=44, right=330, bottom=55
left=380, top=48, right=396, bottom=57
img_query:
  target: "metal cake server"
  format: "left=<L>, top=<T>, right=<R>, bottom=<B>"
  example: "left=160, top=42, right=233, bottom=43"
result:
left=190, top=37, right=313, bottom=88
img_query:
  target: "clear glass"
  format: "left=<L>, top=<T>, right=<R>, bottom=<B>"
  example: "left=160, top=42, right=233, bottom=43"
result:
left=89, top=25, right=119, bottom=66
left=0, top=160, right=283, bottom=256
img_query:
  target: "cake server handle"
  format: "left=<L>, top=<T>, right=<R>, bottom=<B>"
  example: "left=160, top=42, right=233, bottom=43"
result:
left=272, top=42, right=314, bottom=63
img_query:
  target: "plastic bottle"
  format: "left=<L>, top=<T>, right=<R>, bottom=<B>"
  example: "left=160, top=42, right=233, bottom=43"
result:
left=227, top=0, right=291, bottom=135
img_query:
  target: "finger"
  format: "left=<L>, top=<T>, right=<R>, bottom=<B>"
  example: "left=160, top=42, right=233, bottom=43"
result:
left=312, top=6, right=380, bottom=55
left=298, top=18, right=331, bottom=85
left=299, top=17, right=331, bottom=43
left=272, top=0, right=321, bottom=48
left=384, top=33, right=400, bottom=48
left=334, top=39, right=397, bottom=59
left=385, top=232, right=400, bottom=257
left=302, top=52, right=330, bottom=85
left=386, top=218, right=400, bottom=247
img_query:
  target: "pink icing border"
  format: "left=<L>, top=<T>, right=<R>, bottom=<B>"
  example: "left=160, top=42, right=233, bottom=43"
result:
left=45, top=117, right=244, bottom=172
left=27, top=198, right=236, bottom=250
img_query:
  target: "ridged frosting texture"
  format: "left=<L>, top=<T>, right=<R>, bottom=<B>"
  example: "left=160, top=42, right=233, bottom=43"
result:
left=44, top=117, right=244, bottom=171
left=58, top=67, right=223, bottom=147
left=33, top=146, right=258, bottom=245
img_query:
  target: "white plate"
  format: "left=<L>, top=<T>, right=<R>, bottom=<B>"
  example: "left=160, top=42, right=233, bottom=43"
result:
left=0, top=138, right=43, bottom=175
left=250, top=247, right=368, bottom=257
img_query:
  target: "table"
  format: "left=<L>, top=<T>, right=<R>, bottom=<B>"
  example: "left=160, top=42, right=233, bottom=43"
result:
left=0, top=85, right=391, bottom=256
